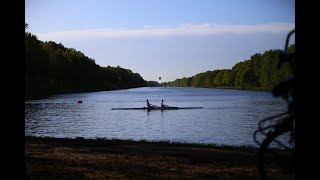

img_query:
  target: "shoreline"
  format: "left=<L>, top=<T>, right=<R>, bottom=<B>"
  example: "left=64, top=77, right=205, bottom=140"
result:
left=25, top=86, right=269, bottom=100
left=25, top=136, right=294, bottom=179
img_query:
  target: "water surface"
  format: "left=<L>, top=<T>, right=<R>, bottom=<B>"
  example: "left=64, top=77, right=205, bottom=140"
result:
left=25, top=87, right=290, bottom=147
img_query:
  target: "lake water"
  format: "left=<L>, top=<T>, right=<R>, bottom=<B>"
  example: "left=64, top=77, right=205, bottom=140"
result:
left=25, top=87, right=291, bottom=147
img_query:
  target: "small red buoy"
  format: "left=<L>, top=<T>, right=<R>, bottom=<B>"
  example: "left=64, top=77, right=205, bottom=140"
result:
left=77, top=100, right=82, bottom=103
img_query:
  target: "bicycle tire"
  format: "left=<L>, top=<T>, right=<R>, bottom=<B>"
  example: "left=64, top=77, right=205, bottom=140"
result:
left=257, top=128, right=285, bottom=180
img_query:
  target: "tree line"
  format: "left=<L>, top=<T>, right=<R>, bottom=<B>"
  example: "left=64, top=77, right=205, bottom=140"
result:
left=146, top=81, right=162, bottom=87
left=164, top=44, right=295, bottom=91
left=25, top=28, right=147, bottom=99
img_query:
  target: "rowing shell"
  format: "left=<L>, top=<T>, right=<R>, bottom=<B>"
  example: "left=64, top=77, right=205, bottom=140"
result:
left=111, top=107, right=203, bottom=110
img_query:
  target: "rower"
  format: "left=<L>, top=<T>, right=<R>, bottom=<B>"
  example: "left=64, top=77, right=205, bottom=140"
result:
left=147, top=99, right=151, bottom=108
left=147, top=99, right=158, bottom=109
left=161, top=99, right=167, bottom=108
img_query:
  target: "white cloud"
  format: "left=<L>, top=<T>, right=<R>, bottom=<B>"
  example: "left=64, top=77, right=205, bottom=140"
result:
left=35, top=23, right=295, bottom=42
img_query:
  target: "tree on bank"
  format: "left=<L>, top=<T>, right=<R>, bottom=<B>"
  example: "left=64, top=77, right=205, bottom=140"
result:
left=166, top=44, right=295, bottom=91
left=25, top=27, right=146, bottom=99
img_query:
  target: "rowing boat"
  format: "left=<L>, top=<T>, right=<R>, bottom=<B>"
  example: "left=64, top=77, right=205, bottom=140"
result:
left=111, top=106, right=203, bottom=110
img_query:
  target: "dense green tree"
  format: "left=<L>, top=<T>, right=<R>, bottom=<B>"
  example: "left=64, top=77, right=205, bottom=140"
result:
left=180, top=77, right=192, bottom=87
left=259, top=50, right=282, bottom=90
left=165, top=44, right=295, bottom=91
left=204, top=70, right=220, bottom=87
left=232, top=61, right=248, bottom=88
left=191, top=73, right=207, bottom=87
left=147, top=81, right=161, bottom=87
left=222, top=70, right=233, bottom=86
left=213, top=70, right=224, bottom=86
left=25, top=31, right=147, bottom=99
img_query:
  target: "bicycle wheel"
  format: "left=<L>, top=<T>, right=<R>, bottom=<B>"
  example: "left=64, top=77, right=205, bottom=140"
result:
left=257, top=126, right=295, bottom=179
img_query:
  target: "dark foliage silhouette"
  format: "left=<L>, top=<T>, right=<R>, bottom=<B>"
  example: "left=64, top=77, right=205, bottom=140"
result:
left=254, top=29, right=295, bottom=179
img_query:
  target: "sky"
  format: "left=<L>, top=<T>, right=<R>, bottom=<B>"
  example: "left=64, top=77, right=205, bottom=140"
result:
left=25, top=0, right=295, bottom=82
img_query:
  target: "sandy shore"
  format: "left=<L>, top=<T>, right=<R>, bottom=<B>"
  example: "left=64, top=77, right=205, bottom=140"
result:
left=25, top=136, right=294, bottom=179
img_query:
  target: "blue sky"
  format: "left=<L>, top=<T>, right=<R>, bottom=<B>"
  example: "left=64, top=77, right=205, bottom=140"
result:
left=26, top=0, right=295, bottom=82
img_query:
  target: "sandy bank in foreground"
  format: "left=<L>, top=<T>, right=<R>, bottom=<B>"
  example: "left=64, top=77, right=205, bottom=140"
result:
left=25, top=136, right=294, bottom=179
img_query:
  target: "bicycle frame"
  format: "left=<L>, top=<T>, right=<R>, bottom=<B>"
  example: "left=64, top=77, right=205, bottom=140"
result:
left=254, top=29, right=295, bottom=180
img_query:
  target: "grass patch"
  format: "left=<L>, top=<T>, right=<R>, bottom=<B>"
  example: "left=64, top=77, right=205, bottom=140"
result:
left=25, top=136, right=292, bottom=152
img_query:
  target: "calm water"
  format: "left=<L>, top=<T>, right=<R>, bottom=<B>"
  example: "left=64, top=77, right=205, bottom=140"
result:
left=25, top=87, right=290, bottom=147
